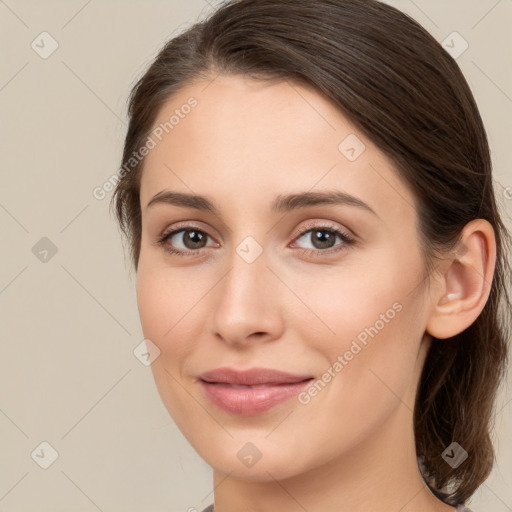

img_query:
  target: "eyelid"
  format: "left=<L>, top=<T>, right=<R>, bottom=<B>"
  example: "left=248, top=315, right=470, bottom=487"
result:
left=156, top=219, right=356, bottom=257
left=160, top=219, right=354, bottom=242
left=289, top=222, right=356, bottom=257
left=160, top=220, right=219, bottom=241
left=291, top=219, right=354, bottom=240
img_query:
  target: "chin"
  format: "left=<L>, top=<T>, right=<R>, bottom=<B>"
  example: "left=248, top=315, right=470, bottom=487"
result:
left=193, top=438, right=314, bottom=482
left=209, top=456, right=303, bottom=482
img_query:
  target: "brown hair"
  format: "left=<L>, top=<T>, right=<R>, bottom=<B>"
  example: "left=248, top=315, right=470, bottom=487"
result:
left=111, top=0, right=512, bottom=505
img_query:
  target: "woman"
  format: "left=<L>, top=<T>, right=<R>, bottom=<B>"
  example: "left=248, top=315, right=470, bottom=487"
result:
left=111, top=0, right=511, bottom=510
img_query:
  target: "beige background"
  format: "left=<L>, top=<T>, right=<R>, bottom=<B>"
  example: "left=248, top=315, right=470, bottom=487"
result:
left=0, top=0, right=511, bottom=511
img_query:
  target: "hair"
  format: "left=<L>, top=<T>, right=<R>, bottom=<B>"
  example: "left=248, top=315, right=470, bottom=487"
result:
left=111, top=0, right=512, bottom=506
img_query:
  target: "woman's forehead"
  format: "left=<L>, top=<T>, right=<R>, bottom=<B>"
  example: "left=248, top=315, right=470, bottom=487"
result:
left=140, top=75, right=415, bottom=223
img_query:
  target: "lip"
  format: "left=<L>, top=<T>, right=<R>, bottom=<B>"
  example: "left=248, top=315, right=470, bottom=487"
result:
left=198, top=367, right=314, bottom=415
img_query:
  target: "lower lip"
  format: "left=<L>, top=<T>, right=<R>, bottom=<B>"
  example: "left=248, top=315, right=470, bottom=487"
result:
left=200, top=380, right=312, bottom=415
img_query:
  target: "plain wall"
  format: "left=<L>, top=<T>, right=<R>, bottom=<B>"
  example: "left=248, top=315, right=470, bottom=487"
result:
left=0, top=1, right=511, bottom=511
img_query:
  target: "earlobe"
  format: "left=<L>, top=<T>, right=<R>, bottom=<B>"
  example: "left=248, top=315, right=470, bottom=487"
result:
left=426, top=219, right=496, bottom=340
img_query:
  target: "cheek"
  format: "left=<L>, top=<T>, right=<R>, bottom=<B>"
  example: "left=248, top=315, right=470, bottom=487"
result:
left=291, top=258, right=409, bottom=349
left=136, top=265, right=188, bottom=374
left=135, top=262, right=211, bottom=377
left=298, top=254, right=426, bottom=406
left=136, top=266, right=200, bottom=420
left=136, top=266, right=167, bottom=341
left=289, top=295, right=424, bottom=469
left=333, top=295, right=424, bottom=417
left=136, top=261, right=192, bottom=340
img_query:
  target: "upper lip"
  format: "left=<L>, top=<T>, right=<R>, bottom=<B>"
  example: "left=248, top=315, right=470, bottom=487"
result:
left=199, top=367, right=313, bottom=386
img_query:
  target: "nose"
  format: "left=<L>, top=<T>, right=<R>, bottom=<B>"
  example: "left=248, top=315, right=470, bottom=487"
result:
left=208, top=245, right=285, bottom=347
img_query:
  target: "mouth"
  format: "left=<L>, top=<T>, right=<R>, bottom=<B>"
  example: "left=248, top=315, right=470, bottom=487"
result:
left=199, top=367, right=313, bottom=385
left=207, top=383, right=293, bottom=389
left=198, top=367, right=314, bottom=415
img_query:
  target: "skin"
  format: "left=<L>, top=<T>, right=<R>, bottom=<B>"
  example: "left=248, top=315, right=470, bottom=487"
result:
left=135, top=74, right=496, bottom=512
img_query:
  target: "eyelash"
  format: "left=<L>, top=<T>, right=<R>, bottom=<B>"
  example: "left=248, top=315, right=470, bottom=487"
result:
left=155, top=222, right=356, bottom=258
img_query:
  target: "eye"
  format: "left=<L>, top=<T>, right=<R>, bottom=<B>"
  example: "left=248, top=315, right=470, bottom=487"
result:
left=156, top=225, right=218, bottom=257
left=291, top=224, right=355, bottom=256
left=155, top=222, right=356, bottom=258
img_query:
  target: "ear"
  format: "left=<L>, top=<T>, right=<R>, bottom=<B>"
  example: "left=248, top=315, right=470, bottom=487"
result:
left=426, top=219, right=497, bottom=340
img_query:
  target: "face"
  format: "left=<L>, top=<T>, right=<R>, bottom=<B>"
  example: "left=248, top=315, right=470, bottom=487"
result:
left=136, top=74, right=434, bottom=481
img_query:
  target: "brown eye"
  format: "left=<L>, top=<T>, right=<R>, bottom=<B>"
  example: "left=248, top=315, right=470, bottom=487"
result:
left=299, top=228, right=338, bottom=250
left=294, top=226, right=355, bottom=254
left=170, top=229, right=208, bottom=250
left=157, top=226, right=217, bottom=257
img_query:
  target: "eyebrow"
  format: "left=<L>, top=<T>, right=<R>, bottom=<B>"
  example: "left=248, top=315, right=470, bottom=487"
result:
left=146, top=190, right=379, bottom=217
